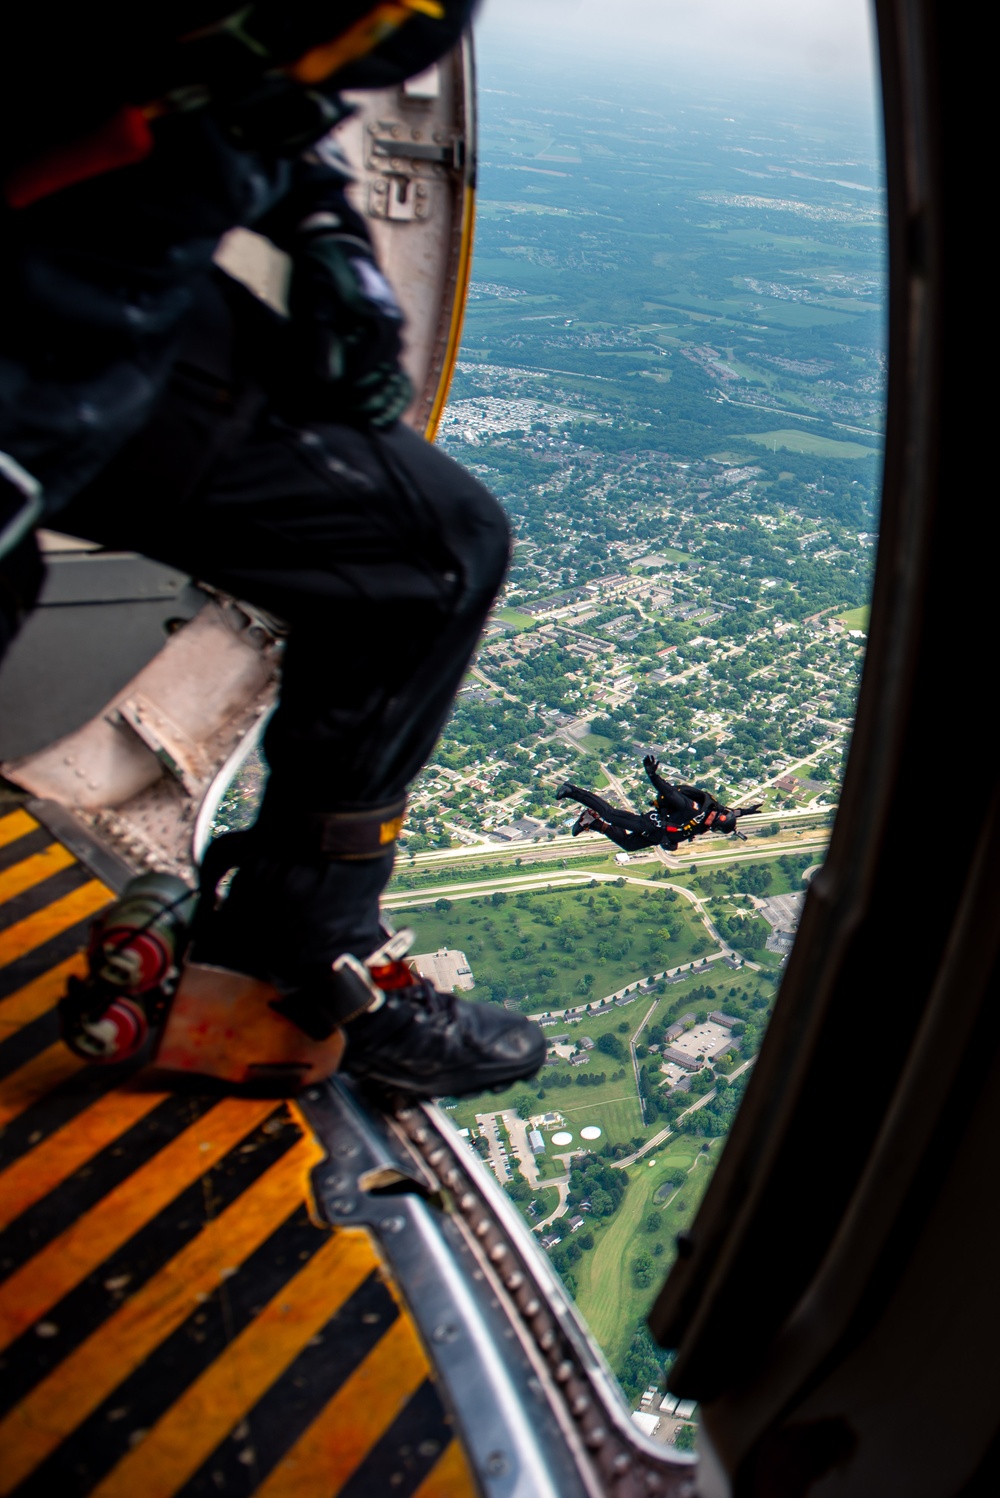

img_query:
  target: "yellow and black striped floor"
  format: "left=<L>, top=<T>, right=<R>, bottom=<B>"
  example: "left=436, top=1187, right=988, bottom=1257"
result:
left=0, top=805, right=476, bottom=1497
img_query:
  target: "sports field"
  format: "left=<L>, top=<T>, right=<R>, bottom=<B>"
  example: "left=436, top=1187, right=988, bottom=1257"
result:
left=836, top=604, right=870, bottom=631
left=742, top=428, right=880, bottom=459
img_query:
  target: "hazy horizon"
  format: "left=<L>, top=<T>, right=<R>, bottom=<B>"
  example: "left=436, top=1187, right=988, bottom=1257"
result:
left=475, top=0, right=881, bottom=118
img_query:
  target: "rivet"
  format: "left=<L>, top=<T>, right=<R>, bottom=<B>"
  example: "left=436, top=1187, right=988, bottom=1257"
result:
left=475, top=1219, right=490, bottom=1238
left=538, top=1329, right=556, bottom=1351
left=489, top=1244, right=508, bottom=1263
left=505, top=1271, right=524, bottom=1291
left=330, top=1197, right=356, bottom=1215
left=484, top=1451, right=508, bottom=1478
left=555, top=1360, right=573, bottom=1383
left=571, top=1394, right=590, bottom=1417
left=380, top=1215, right=406, bottom=1234
left=584, top=1426, right=607, bottom=1450
left=522, top=1298, right=540, bottom=1317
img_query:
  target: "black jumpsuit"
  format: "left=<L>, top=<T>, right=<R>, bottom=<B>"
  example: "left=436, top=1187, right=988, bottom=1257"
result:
left=52, top=266, right=509, bottom=983
left=563, top=774, right=716, bottom=854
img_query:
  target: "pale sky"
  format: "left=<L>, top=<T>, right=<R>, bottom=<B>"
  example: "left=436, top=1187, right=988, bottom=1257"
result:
left=476, top=0, right=879, bottom=99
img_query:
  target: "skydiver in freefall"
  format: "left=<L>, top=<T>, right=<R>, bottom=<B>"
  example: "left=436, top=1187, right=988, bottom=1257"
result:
left=557, top=756, right=762, bottom=854
left=0, top=1, right=546, bottom=1097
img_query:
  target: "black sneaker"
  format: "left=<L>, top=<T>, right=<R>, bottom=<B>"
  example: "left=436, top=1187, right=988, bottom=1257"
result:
left=555, top=782, right=576, bottom=800
left=342, top=973, right=546, bottom=1097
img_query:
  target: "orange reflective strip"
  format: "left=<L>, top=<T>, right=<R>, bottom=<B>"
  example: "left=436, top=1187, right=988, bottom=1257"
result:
left=254, top=1312, right=430, bottom=1497
left=0, top=1097, right=275, bottom=1354
left=0, top=1085, right=167, bottom=1234
left=0, top=881, right=110, bottom=970
left=90, top=1229, right=379, bottom=1498
left=0, top=810, right=38, bottom=850
left=412, top=1439, right=477, bottom=1498
left=0, top=1137, right=317, bottom=1493
left=0, top=844, right=75, bottom=907
left=0, top=953, right=86, bottom=1041
left=0, top=1044, right=85, bottom=1128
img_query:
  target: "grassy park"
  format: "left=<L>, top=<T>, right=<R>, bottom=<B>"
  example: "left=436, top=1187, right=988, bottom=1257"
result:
left=391, top=879, right=714, bottom=1013
left=743, top=428, right=880, bottom=460
left=574, top=1138, right=724, bottom=1370
left=836, top=604, right=870, bottom=632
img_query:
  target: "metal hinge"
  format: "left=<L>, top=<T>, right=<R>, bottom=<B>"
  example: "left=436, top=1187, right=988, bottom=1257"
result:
left=371, top=135, right=464, bottom=170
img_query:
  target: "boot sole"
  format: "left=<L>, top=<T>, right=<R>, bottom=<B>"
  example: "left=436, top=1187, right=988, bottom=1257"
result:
left=345, top=1049, right=545, bottom=1100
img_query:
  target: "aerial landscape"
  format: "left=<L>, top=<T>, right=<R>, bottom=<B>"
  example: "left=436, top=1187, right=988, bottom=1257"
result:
left=217, top=12, right=887, bottom=1440
left=404, top=34, right=886, bottom=1431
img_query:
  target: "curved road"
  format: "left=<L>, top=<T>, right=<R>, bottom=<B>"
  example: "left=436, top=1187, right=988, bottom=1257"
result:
left=611, top=1056, right=756, bottom=1169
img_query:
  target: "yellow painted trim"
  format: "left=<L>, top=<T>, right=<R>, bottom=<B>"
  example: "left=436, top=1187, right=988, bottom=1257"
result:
left=0, top=953, right=86, bottom=1041
left=0, top=809, right=38, bottom=850
left=287, top=1099, right=339, bottom=1232
left=90, top=1229, right=380, bottom=1498
left=253, top=1312, right=430, bottom=1497
left=0, top=1097, right=275, bottom=1354
left=0, top=880, right=111, bottom=971
left=413, top=1438, right=479, bottom=1498
left=0, top=843, right=75, bottom=906
left=425, top=184, right=476, bottom=442
left=0, top=1086, right=168, bottom=1234
left=0, top=1137, right=319, bottom=1494
left=0, top=1044, right=85, bottom=1128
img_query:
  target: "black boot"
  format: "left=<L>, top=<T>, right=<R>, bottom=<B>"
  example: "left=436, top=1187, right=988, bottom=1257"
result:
left=260, top=936, right=545, bottom=1099
left=571, top=807, right=603, bottom=836
left=194, top=818, right=545, bottom=1098
left=341, top=942, right=545, bottom=1096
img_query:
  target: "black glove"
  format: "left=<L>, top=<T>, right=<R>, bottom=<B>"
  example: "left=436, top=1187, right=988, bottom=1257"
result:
left=288, top=210, right=413, bottom=429
left=643, top=754, right=659, bottom=777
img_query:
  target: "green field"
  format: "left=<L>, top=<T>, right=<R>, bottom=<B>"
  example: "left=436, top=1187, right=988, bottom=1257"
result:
left=635, top=547, right=691, bottom=565
left=494, top=607, right=538, bottom=631
left=523, top=1185, right=560, bottom=1222
left=579, top=732, right=616, bottom=754
left=444, top=956, right=769, bottom=1151
left=574, top=1138, right=724, bottom=1370
left=391, top=881, right=713, bottom=1013
left=742, top=429, right=880, bottom=460
left=836, top=604, right=870, bottom=631
left=551, top=1089, right=645, bottom=1141
left=388, top=848, right=622, bottom=894
left=447, top=987, right=658, bottom=1149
